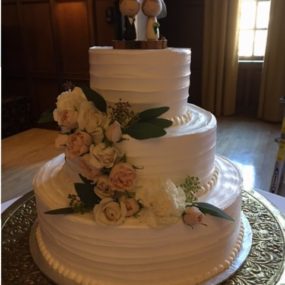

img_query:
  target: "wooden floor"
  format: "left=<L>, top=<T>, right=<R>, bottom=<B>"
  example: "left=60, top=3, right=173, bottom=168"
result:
left=216, top=116, right=281, bottom=192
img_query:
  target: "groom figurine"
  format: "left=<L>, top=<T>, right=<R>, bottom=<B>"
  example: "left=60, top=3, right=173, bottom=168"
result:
left=119, top=0, right=141, bottom=40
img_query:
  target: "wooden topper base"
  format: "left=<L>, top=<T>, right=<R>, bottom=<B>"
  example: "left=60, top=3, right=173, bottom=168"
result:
left=113, top=39, right=168, bottom=50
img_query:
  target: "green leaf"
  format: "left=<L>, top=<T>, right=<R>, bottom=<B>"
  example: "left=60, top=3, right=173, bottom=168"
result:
left=194, top=202, right=235, bottom=222
left=81, top=85, right=107, bottom=113
left=74, top=183, right=101, bottom=208
left=146, top=118, right=172, bottom=128
left=125, top=122, right=166, bottom=139
left=138, top=107, right=169, bottom=120
left=38, top=109, right=54, bottom=124
left=45, top=207, right=74, bottom=215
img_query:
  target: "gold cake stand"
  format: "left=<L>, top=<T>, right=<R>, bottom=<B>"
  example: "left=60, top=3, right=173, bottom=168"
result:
left=2, top=189, right=285, bottom=285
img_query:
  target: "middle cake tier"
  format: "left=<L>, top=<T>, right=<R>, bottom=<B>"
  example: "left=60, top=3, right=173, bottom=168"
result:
left=65, top=103, right=216, bottom=187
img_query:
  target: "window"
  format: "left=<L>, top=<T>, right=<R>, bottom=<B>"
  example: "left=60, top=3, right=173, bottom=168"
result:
left=238, top=0, right=271, bottom=58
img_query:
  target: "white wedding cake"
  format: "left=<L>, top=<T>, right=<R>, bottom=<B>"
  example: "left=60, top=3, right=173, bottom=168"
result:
left=33, top=47, right=244, bottom=285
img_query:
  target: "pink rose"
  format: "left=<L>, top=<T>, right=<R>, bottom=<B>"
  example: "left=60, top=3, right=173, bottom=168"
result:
left=53, top=109, right=78, bottom=131
left=65, top=131, right=92, bottom=159
left=77, top=156, right=101, bottom=182
left=121, top=197, right=140, bottom=217
left=95, top=176, right=115, bottom=198
left=183, top=206, right=204, bottom=226
left=109, top=163, right=137, bottom=191
left=105, top=121, right=122, bottom=143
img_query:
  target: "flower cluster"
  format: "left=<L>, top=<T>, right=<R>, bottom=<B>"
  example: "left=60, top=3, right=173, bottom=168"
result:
left=53, top=86, right=141, bottom=225
left=47, top=86, right=234, bottom=228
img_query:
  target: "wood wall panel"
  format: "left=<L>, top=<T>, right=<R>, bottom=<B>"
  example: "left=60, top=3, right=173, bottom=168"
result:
left=21, top=2, right=56, bottom=74
left=236, top=62, right=263, bottom=116
left=2, top=3, right=25, bottom=76
left=160, top=0, right=204, bottom=106
left=30, top=79, right=59, bottom=121
left=54, top=1, right=90, bottom=77
left=94, top=0, right=118, bottom=45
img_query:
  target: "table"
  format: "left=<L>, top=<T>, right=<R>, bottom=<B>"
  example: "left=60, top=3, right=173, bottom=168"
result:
left=2, top=128, right=61, bottom=202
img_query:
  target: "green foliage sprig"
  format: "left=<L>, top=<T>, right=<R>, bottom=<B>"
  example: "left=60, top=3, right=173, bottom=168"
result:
left=180, top=176, right=201, bottom=204
left=123, top=107, right=173, bottom=140
left=180, top=176, right=234, bottom=222
left=45, top=175, right=101, bottom=215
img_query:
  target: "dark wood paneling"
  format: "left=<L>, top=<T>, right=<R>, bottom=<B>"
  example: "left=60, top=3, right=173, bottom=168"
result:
left=30, top=79, right=58, bottom=121
left=94, top=0, right=118, bottom=45
left=54, top=1, right=90, bottom=76
left=21, top=2, right=56, bottom=73
left=160, top=0, right=204, bottom=106
left=236, top=62, right=263, bottom=116
left=2, top=3, right=25, bottom=76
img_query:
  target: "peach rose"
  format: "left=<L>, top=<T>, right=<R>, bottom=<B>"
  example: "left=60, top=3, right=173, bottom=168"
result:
left=183, top=206, right=204, bottom=226
left=65, top=131, right=92, bottom=159
left=105, top=121, right=122, bottom=143
left=109, top=163, right=137, bottom=192
left=94, top=176, right=115, bottom=199
left=121, top=196, right=140, bottom=217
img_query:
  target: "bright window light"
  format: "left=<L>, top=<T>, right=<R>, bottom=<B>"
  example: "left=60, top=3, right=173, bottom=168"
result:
left=238, top=0, right=271, bottom=58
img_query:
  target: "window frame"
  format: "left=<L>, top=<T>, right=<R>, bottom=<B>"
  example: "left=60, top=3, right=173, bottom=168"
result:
left=238, top=0, right=271, bottom=61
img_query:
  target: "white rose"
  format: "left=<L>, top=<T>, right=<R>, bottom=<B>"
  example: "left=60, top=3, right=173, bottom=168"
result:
left=89, top=143, right=119, bottom=169
left=77, top=101, right=106, bottom=134
left=90, top=127, right=104, bottom=145
left=56, top=87, right=87, bottom=110
left=53, top=87, right=87, bottom=130
left=105, top=121, right=122, bottom=143
left=94, top=176, right=115, bottom=198
left=77, top=155, right=101, bottom=182
left=53, top=109, right=78, bottom=130
left=135, top=178, right=186, bottom=226
left=93, top=198, right=127, bottom=225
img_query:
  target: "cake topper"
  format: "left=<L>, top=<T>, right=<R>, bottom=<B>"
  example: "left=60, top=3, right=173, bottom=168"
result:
left=142, top=0, right=163, bottom=41
left=114, top=0, right=167, bottom=49
left=119, top=0, right=141, bottom=40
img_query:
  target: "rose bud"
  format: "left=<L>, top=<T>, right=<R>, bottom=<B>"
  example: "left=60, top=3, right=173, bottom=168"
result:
left=183, top=206, right=204, bottom=227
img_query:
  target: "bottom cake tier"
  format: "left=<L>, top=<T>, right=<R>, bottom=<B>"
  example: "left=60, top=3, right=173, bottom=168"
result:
left=33, top=155, right=243, bottom=285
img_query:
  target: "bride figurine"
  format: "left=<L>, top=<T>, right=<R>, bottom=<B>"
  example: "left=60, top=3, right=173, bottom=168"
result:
left=119, top=0, right=141, bottom=40
left=142, top=0, right=163, bottom=41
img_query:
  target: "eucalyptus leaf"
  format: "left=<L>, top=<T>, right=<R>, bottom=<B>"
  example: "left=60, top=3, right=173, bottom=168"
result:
left=194, top=202, right=235, bottom=222
left=45, top=207, right=74, bottom=215
left=74, top=183, right=101, bottom=208
left=81, top=85, right=107, bottom=113
left=145, top=118, right=173, bottom=128
left=138, top=107, right=169, bottom=120
left=38, top=109, right=54, bottom=124
left=125, top=122, right=166, bottom=139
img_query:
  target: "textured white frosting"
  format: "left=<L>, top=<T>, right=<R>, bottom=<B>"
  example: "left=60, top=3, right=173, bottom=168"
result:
left=118, top=103, right=216, bottom=185
left=89, top=47, right=191, bottom=119
left=33, top=155, right=243, bottom=285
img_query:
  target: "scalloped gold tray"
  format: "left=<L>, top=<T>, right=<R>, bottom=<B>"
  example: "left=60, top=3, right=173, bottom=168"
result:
left=2, top=190, right=285, bottom=285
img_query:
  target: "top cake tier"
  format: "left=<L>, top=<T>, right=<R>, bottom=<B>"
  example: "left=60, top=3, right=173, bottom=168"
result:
left=89, top=47, right=191, bottom=119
